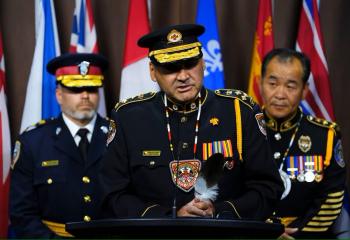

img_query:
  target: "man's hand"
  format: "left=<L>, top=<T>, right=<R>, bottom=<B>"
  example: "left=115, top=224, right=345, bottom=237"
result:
left=177, top=198, right=214, bottom=217
left=278, top=227, right=298, bottom=240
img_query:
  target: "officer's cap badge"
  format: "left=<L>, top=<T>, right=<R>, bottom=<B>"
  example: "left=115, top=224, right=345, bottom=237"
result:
left=78, top=61, right=90, bottom=76
left=167, top=29, right=182, bottom=43
left=298, top=135, right=312, bottom=153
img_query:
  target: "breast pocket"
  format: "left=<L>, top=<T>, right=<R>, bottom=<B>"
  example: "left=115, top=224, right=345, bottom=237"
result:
left=130, top=154, right=172, bottom=195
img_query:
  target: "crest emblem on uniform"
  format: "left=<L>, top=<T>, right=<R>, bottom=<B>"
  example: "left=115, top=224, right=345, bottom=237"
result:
left=255, top=113, right=266, bottom=136
left=106, top=120, right=116, bottom=146
left=78, top=61, right=90, bottom=76
left=11, top=141, right=21, bottom=169
left=169, top=159, right=201, bottom=192
left=167, top=29, right=182, bottom=43
left=298, top=135, right=312, bottom=153
left=334, top=139, right=345, bottom=168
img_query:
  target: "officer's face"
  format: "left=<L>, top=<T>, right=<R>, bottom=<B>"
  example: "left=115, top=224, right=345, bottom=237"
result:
left=149, top=58, right=204, bottom=104
left=260, top=57, right=308, bottom=120
left=56, top=85, right=99, bottom=125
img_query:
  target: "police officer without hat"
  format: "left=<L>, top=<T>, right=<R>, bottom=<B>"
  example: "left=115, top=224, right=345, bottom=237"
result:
left=100, top=24, right=283, bottom=219
left=259, top=48, right=346, bottom=239
left=10, top=53, right=110, bottom=238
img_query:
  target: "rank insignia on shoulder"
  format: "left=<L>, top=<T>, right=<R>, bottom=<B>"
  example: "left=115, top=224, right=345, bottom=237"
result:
left=42, top=160, right=59, bottom=167
left=11, top=140, right=21, bottom=169
left=114, top=92, right=156, bottom=111
left=298, top=135, right=312, bottom=153
left=255, top=113, right=266, bottom=136
left=106, top=120, right=116, bottom=146
left=307, top=115, right=339, bottom=132
left=214, top=89, right=256, bottom=109
left=334, top=139, right=345, bottom=168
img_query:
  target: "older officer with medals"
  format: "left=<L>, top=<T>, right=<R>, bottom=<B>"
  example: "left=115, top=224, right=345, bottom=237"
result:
left=100, top=24, right=283, bottom=220
left=260, top=48, right=346, bottom=239
left=10, top=53, right=110, bottom=238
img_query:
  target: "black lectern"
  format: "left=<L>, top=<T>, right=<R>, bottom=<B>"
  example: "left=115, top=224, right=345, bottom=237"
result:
left=66, top=218, right=284, bottom=239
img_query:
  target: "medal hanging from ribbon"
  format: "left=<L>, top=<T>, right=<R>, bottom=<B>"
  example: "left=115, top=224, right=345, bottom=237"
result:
left=278, top=113, right=303, bottom=200
left=164, top=93, right=202, bottom=192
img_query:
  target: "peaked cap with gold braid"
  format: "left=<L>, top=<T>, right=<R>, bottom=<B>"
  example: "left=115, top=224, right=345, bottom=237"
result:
left=138, top=24, right=205, bottom=65
left=47, top=53, right=108, bottom=88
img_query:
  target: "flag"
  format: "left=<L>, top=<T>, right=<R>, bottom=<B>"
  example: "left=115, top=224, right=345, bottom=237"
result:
left=69, top=0, right=106, bottom=116
left=119, top=0, right=159, bottom=101
left=247, top=0, right=274, bottom=105
left=20, top=0, right=61, bottom=132
left=0, top=30, right=11, bottom=238
left=297, top=2, right=349, bottom=235
left=196, top=0, right=225, bottom=90
left=296, top=0, right=334, bottom=121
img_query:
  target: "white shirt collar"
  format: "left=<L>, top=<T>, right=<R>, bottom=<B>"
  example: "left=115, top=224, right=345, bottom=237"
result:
left=62, top=113, right=97, bottom=145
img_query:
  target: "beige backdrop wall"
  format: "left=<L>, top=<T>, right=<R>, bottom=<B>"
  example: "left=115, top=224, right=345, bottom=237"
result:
left=0, top=0, right=349, bottom=187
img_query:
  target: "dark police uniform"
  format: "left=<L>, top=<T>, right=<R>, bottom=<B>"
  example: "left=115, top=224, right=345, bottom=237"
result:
left=10, top=53, right=109, bottom=238
left=10, top=116, right=109, bottom=238
left=101, top=88, right=283, bottom=220
left=264, top=108, right=346, bottom=238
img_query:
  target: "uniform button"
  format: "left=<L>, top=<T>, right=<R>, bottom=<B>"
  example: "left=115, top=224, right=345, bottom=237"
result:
left=273, top=152, right=281, bottom=159
left=82, top=176, right=90, bottom=183
left=274, top=133, right=282, bottom=141
left=84, top=195, right=91, bottom=203
left=180, top=116, right=187, bottom=123
left=47, top=178, right=53, bottom=184
left=182, top=142, right=189, bottom=149
left=83, top=215, right=91, bottom=222
left=149, top=161, right=155, bottom=167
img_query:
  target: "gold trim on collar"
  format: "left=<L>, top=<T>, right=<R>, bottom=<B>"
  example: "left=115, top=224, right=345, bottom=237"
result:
left=166, top=89, right=208, bottom=114
left=263, top=107, right=300, bottom=132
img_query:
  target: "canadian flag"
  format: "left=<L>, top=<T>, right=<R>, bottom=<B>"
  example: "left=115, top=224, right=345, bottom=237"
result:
left=0, top=31, right=11, bottom=237
left=119, top=0, right=159, bottom=101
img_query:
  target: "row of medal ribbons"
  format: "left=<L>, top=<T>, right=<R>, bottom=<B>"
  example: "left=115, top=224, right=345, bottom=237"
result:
left=285, top=155, right=324, bottom=183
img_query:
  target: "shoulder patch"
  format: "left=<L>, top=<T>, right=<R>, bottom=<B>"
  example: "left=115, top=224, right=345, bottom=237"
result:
left=106, top=119, right=116, bottom=146
left=214, top=89, right=256, bottom=109
left=334, top=139, right=345, bottom=168
left=114, top=92, right=157, bottom=111
left=11, top=140, right=21, bottom=169
left=24, top=117, right=55, bottom=132
left=306, top=115, right=339, bottom=132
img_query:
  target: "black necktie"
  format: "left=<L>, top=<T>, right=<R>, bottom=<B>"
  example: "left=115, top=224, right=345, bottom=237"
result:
left=77, top=128, right=89, bottom=162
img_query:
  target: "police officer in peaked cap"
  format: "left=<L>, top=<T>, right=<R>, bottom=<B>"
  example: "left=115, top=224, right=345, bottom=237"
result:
left=100, top=24, right=283, bottom=221
left=10, top=53, right=111, bottom=238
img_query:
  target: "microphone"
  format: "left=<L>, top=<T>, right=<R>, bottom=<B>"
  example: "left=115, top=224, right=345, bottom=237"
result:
left=172, top=140, right=183, bottom=219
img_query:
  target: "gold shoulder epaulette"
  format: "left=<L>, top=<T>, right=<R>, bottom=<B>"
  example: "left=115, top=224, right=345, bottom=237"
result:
left=24, top=117, right=55, bottom=132
left=306, top=115, right=340, bottom=132
left=114, top=92, right=157, bottom=111
left=214, top=89, right=256, bottom=109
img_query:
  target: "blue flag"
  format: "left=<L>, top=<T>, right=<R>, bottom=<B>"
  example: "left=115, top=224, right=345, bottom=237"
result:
left=20, top=0, right=61, bottom=132
left=42, top=0, right=60, bottom=119
left=196, top=0, right=225, bottom=90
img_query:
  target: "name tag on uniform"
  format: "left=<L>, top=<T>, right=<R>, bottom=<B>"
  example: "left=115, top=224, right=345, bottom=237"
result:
left=142, top=150, right=161, bottom=157
left=41, top=160, right=59, bottom=167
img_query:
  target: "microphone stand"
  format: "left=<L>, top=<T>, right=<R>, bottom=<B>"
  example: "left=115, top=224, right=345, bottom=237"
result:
left=172, top=140, right=182, bottom=219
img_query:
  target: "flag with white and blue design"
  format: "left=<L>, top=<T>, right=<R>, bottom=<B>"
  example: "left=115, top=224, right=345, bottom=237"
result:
left=196, top=0, right=225, bottom=90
